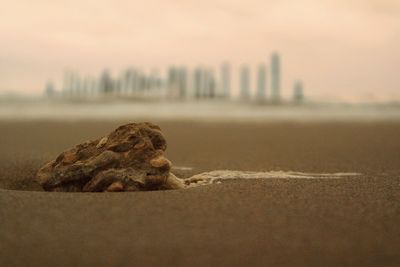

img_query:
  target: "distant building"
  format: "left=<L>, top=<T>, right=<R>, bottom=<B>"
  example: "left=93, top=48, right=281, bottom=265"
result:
left=44, top=81, right=56, bottom=97
left=271, top=52, right=281, bottom=102
left=62, top=71, right=72, bottom=96
left=81, top=77, right=90, bottom=96
left=240, top=65, right=250, bottom=100
left=73, top=72, right=82, bottom=97
left=177, top=67, right=187, bottom=99
left=65, top=72, right=75, bottom=96
left=47, top=53, right=305, bottom=103
left=192, top=69, right=198, bottom=99
left=257, top=64, right=267, bottom=101
left=138, top=73, right=146, bottom=92
left=193, top=67, right=203, bottom=99
left=293, top=80, right=304, bottom=103
left=167, top=66, right=179, bottom=98
left=121, top=69, right=132, bottom=95
left=131, top=69, right=139, bottom=94
left=88, top=77, right=97, bottom=95
left=210, top=69, right=217, bottom=98
left=220, top=62, right=231, bottom=99
left=149, top=69, right=162, bottom=93
left=202, top=68, right=210, bottom=98
left=98, top=70, right=114, bottom=94
left=203, top=68, right=216, bottom=99
left=114, top=77, right=122, bottom=94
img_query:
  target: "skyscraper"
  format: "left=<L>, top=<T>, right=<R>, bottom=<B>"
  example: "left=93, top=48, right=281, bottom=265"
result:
left=98, top=69, right=113, bottom=94
left=73, top=72, right=81, bottom=97
left=177, top=67, right=187, bottom=99
left=131, top=69, right=139, bottom=95
left=69, top=72, right=76, bottom=97
left=88, top=77, right=97, bottom=96
left=271, top=52, right=281, bottom=102
left=206, top=68, right=216, bottom=98
left=167, top=66, right=178, bottom=98
left=62, top=71, right=72, bottom=97
left=44, top=81, right=56, bottom=97
left=193, top=67, right=208, bottom=99
left=122, top=69, right=133, bottom=95
left=82, top=76, right=90, bottom=96
left=257, top=64, right=267, bottom=101
left=293, top=80, right=304, bottom=103
left=240, top=65, right=250, bottom=100
left=221, top=62, right=231, bottom=99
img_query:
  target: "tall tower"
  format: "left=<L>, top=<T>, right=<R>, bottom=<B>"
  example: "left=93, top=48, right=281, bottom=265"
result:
left=202, top=68, right=210, bottom=98
left=257, top=64, right=267, bottom=101
left=131, top=69, right=139, bottom=95
left=44, top=81, right=56, bottom=97
left=74, top=72, right=81, bottom=97
left=220, top=62, right=231, bottom=99
left=82, top=76, right=90, bottom=96
left=240, top=65, right=250, bottom=100
left=114, top=76, right=122, bottom=95
left=167, top=66, right=178, bottom=98
left=99, top=69, right=113, bottom=94
left=69, top=72, right=76, bottom=97
left=122, top=69, right=133, bottom=95
left=193, top=67, right=209, bottom=99
left=271, top=52, right=281, bottom=102
left=62, top=71, right=71, bottom=97
left=193, top=67, right=202, bottom=99
left=88, top=77, right=97, bottom=96
left=177, top=67, right=187, bottom=99
left=293, top=80, right=304, bottom=103
left=206, top=68, right=216, bottom=98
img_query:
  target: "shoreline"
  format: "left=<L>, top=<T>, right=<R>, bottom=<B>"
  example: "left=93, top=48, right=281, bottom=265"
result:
left=1, top=100, right=400, bottom=122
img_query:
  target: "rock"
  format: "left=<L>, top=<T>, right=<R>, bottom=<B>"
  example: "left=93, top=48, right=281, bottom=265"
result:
left=36, top=122, right=185, bottom=192
left=106, top=181, right=124, bottom=192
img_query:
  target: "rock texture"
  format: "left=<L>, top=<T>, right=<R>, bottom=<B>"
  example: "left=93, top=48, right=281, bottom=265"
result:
left=36, top=122, right=185, bottom=192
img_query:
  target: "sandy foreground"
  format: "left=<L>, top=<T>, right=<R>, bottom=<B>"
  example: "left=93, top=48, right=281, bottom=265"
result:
left=1, top=120, right=400, bottom=267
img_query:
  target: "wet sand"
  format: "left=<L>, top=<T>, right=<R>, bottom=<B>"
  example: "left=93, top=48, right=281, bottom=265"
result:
left=1, top=120, right=400, bottom=266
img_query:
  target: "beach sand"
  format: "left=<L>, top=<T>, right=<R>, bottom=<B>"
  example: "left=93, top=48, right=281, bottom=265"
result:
left=1, top=120, right=400, bottom=266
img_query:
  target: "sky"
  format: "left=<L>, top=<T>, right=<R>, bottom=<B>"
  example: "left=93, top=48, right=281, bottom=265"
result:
left=0, top=0, right=399, bottom=101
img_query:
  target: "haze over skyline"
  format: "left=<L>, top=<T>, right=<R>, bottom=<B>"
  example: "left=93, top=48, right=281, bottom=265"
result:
left=0, top=0, right=399, bottom=102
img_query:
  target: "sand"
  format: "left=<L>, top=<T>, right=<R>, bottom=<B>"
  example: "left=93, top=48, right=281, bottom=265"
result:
left=1, top=120, right=400, bottom=266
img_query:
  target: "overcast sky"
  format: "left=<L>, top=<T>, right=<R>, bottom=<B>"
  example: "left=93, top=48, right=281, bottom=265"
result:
left=0, top=0, right=399, bottom=101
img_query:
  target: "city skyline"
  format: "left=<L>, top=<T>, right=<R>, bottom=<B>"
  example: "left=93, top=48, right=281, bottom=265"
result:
left=45, top=53, right=305, bottom=103
left=1, top=0, right=399, bottom=102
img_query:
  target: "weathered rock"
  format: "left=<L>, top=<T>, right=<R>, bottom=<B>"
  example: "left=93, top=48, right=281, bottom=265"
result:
left=36, top=122, right=185, bottom=192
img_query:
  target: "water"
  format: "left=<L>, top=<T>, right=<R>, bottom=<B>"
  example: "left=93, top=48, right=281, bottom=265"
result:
left=0, top=99, right=399, bottom=122
left=183, top=170, right=361, bottom=187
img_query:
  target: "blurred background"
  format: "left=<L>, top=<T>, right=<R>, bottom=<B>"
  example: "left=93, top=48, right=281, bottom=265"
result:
left=1, top=0, right=400, bottom=120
